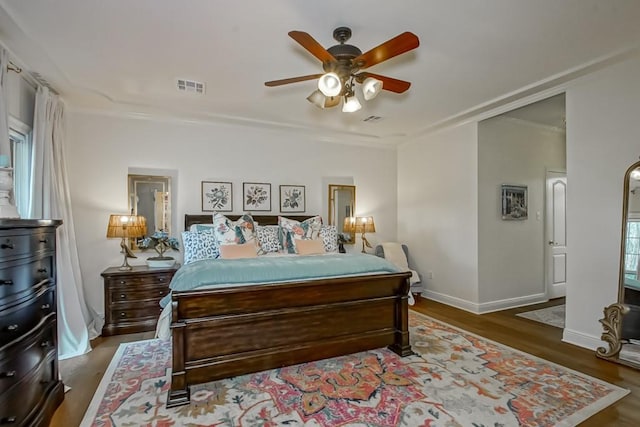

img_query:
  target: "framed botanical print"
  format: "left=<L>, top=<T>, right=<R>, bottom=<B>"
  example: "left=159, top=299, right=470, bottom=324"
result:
left=280, top=185, right=305, bottom=213
left=201, top=181, right=232, bottom=212
left=243, top=182, right=271, bottom=211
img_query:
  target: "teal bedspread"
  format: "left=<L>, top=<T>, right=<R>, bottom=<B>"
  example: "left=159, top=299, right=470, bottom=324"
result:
left=160, top=253, right=399, bottom=307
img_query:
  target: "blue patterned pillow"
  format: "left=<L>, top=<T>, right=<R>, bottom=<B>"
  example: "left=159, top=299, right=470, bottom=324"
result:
left=320, top=225, right=338, bottom=253
left=256, top=225, right=281, bottom=254
left=181, top=230, right=220, bottom=264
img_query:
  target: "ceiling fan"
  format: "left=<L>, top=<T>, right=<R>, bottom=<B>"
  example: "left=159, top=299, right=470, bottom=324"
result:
left=265, top=27, right=419, bottom=112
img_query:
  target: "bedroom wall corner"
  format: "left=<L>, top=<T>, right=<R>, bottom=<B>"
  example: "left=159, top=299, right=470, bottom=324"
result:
left=397, top=122, right=479, bottom=308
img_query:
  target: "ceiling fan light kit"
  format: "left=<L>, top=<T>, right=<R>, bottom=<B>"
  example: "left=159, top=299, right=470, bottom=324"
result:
left=265, top=27, right=419, bottom=113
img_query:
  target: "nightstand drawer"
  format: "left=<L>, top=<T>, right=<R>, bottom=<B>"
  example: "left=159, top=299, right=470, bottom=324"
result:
left=108, top=285, right=170, bottom=304
left=106, top=273, right=172, bottom=288
left=110, top=303, right=163, bottom=322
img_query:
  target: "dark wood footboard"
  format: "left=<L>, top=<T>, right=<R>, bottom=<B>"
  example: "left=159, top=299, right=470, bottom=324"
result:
left=167, top=271, right=412, bottom=407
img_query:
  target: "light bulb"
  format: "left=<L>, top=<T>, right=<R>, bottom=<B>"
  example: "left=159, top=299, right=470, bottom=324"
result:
left=318, top=73, right=342, bottom=97
left=362, top=77, right=382, bottom=101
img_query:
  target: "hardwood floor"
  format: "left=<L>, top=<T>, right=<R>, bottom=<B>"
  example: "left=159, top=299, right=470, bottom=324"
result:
left=51, top=297, right=639, bottom=426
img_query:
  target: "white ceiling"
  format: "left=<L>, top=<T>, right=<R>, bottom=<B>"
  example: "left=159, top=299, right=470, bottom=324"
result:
left=1, top=0, right=639, bottom=147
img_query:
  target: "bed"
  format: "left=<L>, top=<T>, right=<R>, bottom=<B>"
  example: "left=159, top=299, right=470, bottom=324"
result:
left=166, top=214, right=413, bottom=407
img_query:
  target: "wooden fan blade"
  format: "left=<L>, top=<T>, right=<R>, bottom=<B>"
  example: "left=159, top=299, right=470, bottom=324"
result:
left=356, top=72, right=411, bottom=93
left=265, top=74, right=323, bottom=87
left=288, top=31, right=336, bottom=63
left=354, top=32, right=419, bottom=69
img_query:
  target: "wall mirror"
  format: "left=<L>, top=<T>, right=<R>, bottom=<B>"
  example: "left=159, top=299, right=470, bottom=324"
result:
left=597, top=160, right=640, bottom=369
left=328, top=184, right=356, bottom=244
left=128, top=173, right=172, bottom=238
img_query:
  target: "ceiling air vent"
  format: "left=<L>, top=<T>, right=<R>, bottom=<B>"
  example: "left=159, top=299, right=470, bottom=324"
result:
left=363, top=115, right=382, bottom=122
left=177, top=79, right=205, bottom=94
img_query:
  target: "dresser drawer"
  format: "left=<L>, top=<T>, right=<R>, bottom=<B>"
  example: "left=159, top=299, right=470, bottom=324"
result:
left=0, top=256, right=54, bottom=305
left=0, top=318, right=55, bottom=395
left=0, top=351, right=57, bottom=425
left=0, top=229, right=55, bottom=262
left=0, top=287, right=54, bottom=346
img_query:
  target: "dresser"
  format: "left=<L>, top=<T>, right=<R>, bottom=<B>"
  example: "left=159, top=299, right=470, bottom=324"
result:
left=0, top=219, right=63, bottom=427
left=101, top=264, right=178, bottom=336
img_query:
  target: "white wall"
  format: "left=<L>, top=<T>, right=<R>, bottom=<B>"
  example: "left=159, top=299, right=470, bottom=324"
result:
left=397, top=122, right=479, bottom=311
left=563, top=55, right=640, bottom=349
left=477, top=117, right=565, bottom=307
left=65, top=112, right=398, bottom=330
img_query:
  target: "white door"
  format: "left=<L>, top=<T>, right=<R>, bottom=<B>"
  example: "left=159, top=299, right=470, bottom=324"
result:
left=545, top=171, right=567, bottom=299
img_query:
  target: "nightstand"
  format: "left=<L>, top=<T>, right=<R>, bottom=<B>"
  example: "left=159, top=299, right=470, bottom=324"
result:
left=101, top=264, right=179, bottom=336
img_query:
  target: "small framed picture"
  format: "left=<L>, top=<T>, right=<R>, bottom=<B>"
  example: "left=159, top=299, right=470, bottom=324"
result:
left=501, top=184, right=528, bottom=220
left=243, top=182, right=271, bottom=211
left=280, top=185, right=306, bottom=213
left=201, top=181, right=232, bottom=212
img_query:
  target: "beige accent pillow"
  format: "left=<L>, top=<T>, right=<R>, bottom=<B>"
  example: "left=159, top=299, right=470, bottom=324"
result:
left=295, top=239, right=326, bottom=255
left=219, top=242, right=258, bottom=259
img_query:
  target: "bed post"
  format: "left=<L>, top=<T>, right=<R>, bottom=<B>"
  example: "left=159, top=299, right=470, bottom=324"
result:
left=167, top=300, right=190, bottom=408
left=389, top=277, right=413, bottom=357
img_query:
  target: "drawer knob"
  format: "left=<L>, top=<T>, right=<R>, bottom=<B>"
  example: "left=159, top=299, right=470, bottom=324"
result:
left=5, top=324, right=18, bottom=332
left=119, top=280, right=126, bottom=284
left=40, top=340, right=52, bottom=348
left=0, top=370, right=16, bottom=378
left=158, top=277, right=165, bottom=282
left=1, top=241, right=14, bottom=250
left=120, top=293, right=126, bottom=299
left=37, top=267, right=48, bottom=273
left=0, top=416, right=17, bottom=424
left=41, top=303, right=51, bottom=310
left=0, top=279, right=13, bottom=286
left=39, top=238, right=48, bottom=244
left=120, top=312, right=126, bottom=317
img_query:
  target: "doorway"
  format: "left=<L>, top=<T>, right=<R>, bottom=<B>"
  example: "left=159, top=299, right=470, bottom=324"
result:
left=545, top=170, right=567, bottom=299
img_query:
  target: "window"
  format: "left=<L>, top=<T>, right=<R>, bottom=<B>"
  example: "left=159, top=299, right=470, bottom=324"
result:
left=625, top=220, right=640, bottom=280
left=8, top=127, right=32, bottom=217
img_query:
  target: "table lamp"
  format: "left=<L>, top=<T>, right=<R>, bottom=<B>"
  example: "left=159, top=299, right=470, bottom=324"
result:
left=354, top=216, right=375, bottom=253
left=106, top=214, right=147, bottom=270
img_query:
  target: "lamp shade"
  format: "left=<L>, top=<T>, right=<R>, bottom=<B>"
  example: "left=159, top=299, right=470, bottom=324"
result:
left=354, top=216, right=375, bottom=233
left=362, top=77, right=383, bottom=101
left=342, top=95, right=362, bottom=113
left=343, top=216, right=356, bottom=233
left=307, top=90, right=340, bottom=109
left=318, top=72, right=342, bottom=97
left=106, top=214, right=147, bottom=239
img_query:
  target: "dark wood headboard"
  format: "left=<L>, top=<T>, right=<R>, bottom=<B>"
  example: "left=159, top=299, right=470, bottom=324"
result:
left=185, top=214, right=316, bottom=230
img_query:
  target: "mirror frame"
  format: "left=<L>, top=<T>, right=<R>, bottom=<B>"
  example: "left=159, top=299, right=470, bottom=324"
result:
left=128, top=173, right=172, bottom=238
left=597, top=159, right=640, bottom=368
left=328, top=184, right=356, bottom=244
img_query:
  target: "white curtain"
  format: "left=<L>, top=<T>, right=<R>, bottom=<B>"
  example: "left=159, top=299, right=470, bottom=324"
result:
left=0, top=48, right=10, bottom=158
left=31, top=86, right=95, bottom=359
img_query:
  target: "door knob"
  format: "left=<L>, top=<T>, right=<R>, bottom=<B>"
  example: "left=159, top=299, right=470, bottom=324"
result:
left=548, top=241, right=555, bottom=245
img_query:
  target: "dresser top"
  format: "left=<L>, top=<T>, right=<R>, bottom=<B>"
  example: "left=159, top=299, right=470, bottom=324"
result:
left=0, top=219, right=62, bottom=228
left=102, top=264, right=180, bottom=276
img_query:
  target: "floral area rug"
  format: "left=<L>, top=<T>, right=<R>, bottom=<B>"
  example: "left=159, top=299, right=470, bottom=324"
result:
left=80, top=311, right=627, bottom=426
left=516, top=304, right=566, bottom=328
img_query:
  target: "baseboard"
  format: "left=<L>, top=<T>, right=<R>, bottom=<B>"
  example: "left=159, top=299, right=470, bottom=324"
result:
left=422, top=290, right=548, bottom=314
left=422, top=290, right=482, bottom=314
left=562, top=328, right=603, bottom=351
left=477, top=293, right=548, bottom=314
